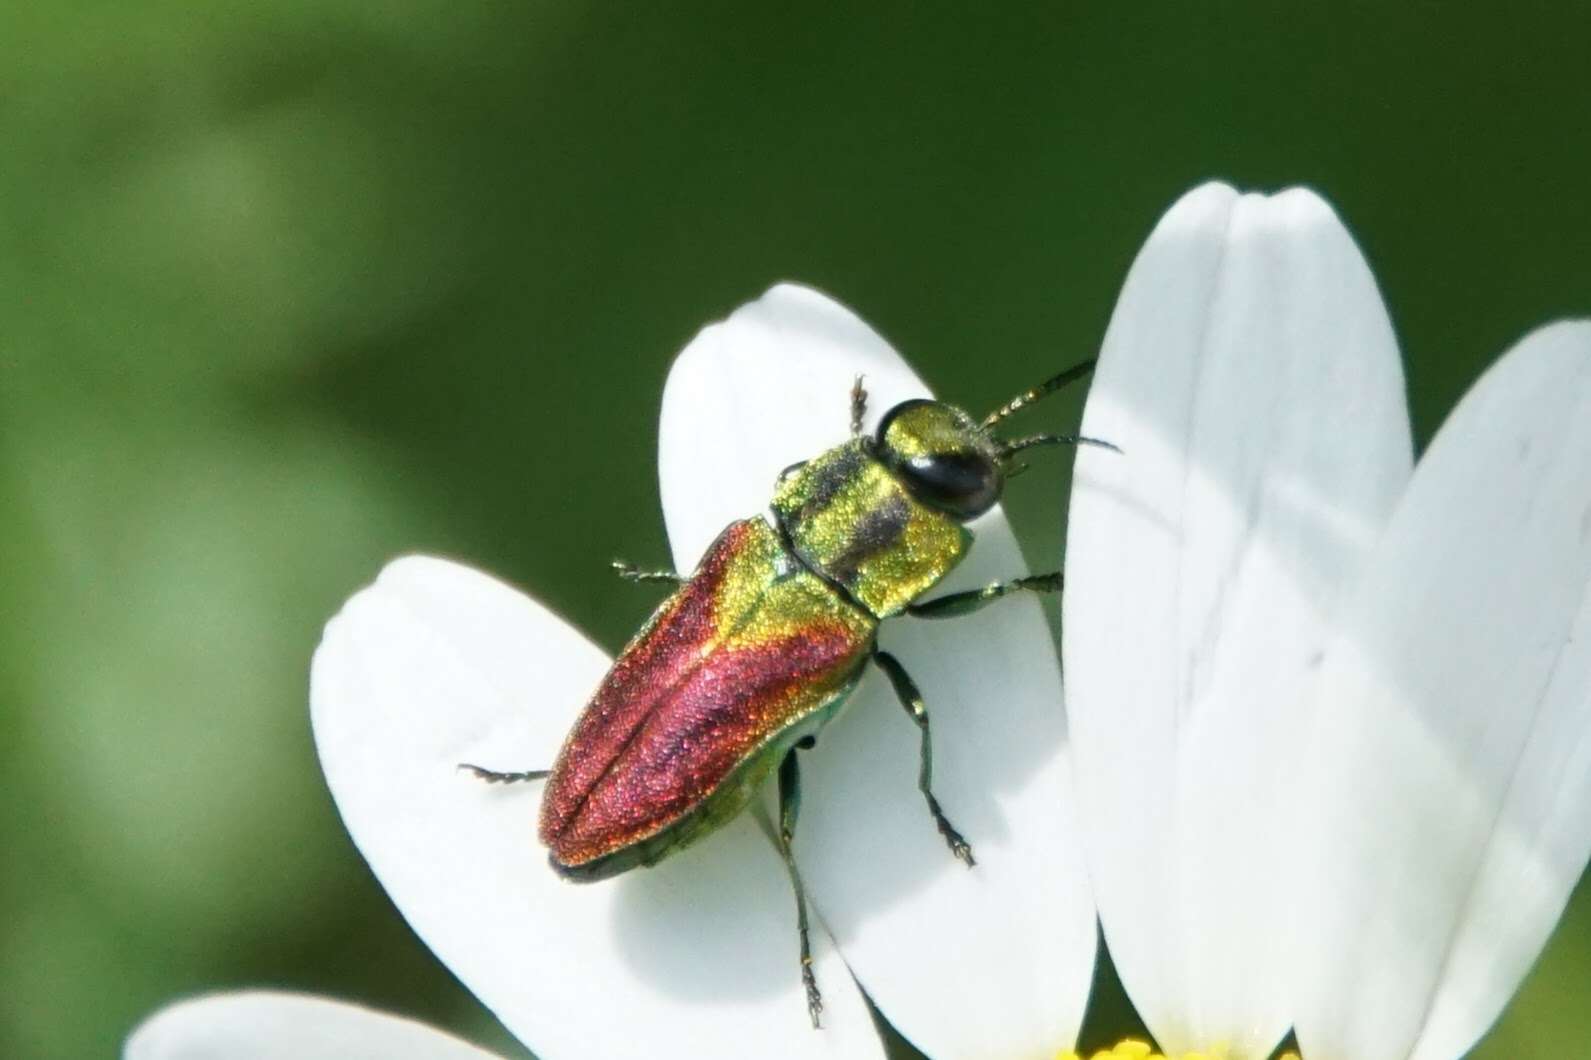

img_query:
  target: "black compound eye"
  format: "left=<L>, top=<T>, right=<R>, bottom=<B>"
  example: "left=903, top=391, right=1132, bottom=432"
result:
left=876, top=399, right=1004, bottom=520
left=897, top=450, right=1001, bottom=519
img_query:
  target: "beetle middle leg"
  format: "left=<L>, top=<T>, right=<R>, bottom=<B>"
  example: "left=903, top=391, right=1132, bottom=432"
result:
left=457, top=763, right=549, bottom=784
left=610, top=559, right=684, bottom=586
left=777, top=748, right=823, bottom=1028
left=871, top=649, right=975, bottom=867
left=905, top=571, right=1063, bottom=619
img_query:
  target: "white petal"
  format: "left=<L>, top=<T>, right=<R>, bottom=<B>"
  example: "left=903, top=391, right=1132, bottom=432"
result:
left=311, top=556, right=883, bottom=1060
left=1062, top=184, right=1413, bottom=1056
left=124, top=991, right=500, bottom=1060
left=1293, top=321, right=1591, bottom=1060
left=659, top=283, right=1098, bottom=1057
left=658, top=283, right=902, bottom=564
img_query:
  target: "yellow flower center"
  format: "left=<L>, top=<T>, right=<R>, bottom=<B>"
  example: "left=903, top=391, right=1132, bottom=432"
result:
left=1057, top=1040, right=1302, bottom=1060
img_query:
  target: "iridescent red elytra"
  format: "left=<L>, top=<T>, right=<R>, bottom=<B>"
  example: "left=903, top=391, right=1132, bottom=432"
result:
left=461, top=361, right=1113, bottom=1027
left=539, top=516, right=873, bottom=872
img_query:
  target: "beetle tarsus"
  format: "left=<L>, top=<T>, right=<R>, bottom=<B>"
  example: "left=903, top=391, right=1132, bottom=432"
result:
left=457, top=763, right=549, bottom=784
left=778, top=749, right=824, bottom=1029
left=611, top=559, right=684, bottom=585
left=906, top=570, right=1064, bottom=619
left=849, top=374, right=868, bottom=436
left=802, top=958, right=823, bottom=1028
left=929, top=793, right=977, bottom=867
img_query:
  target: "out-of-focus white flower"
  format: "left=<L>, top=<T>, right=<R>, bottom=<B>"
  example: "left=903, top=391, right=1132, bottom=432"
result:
left=1064, top=182, right=1591, bottom=1060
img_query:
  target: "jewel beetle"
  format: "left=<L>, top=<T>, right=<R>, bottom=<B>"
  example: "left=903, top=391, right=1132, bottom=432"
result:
left=461, top=359, right=1113, bottom=1027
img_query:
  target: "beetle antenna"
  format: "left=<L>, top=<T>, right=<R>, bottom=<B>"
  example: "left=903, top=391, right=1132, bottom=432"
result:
left=981, top=357, right=1097, bottom=428
left=999, top=432, right=1122, bottom=457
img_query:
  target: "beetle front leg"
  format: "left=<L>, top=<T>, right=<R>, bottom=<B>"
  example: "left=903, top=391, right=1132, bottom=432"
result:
left=610, top=559, right=685, bottom=586
left=777, top=748, right=823, bottom=1028
left=849, top=374, right=868, bottom=435
left=871, top=649, right=975, bottom=867
left=905, top=570, right=1063, bottom=619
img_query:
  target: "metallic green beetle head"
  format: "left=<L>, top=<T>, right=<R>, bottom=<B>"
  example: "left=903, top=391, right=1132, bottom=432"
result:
left=875, top=400, right=1006, bottom=519
left=873, top=356, right=1119, bottom=522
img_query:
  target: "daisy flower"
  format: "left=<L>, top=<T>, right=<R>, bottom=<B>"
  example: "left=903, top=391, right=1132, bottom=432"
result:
left=1064, top=183, right=1591, bottom=1060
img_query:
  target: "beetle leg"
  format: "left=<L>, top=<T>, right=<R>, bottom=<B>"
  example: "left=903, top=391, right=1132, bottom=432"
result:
left=904, top=571, right=1063, bottom=619
left=457, top=763, right=549, bottom=784
left=777, top=749, right=823, bottom=1028
left=871, top=649, right=975, bottom=867
left=610, top=559, right=684, bottom=585
left=849, top=374, right=868, bottom=435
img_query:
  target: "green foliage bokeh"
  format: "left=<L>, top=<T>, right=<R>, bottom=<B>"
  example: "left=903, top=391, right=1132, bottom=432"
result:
left=2, top=4, right=1587, bottom=1057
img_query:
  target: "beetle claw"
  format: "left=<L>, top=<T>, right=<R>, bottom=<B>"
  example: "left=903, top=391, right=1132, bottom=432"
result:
left=925, top=792, right=976, bottom=867
left=942, top=825, right=976, bottom=867
left=803, top=965, right=823, bottom=1029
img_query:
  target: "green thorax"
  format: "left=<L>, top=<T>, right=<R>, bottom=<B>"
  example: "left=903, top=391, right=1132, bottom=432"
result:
left=771, top=437, right=970, bottom=618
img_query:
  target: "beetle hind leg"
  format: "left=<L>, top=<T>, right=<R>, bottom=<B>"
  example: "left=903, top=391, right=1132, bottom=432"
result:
left=872, top=649, right=976, bottom=866
left=777, top=748, right=823, bottom=1028
left=457, top=763, right=549, bottom=784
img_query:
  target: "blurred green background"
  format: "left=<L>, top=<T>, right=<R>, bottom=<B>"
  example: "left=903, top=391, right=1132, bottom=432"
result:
left=3, top=3, right=1588, bottom=1057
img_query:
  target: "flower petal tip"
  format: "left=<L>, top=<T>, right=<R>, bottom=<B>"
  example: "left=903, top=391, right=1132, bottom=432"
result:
left=124, top=991, right=501, bottom=1060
